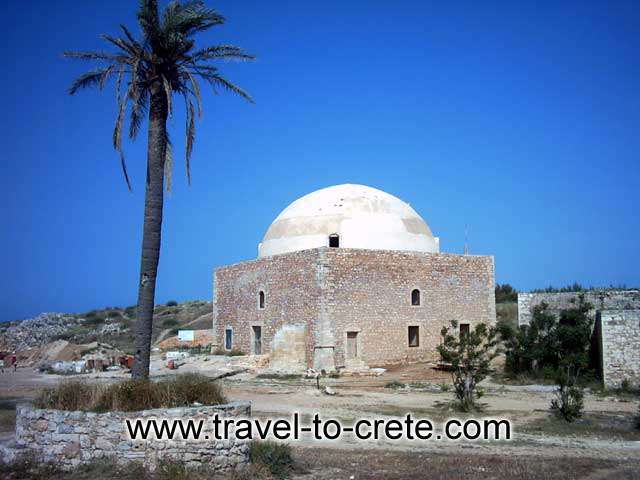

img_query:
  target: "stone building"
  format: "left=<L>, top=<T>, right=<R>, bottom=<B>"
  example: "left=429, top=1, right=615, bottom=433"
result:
left=213, top=184, right=496, bottom=372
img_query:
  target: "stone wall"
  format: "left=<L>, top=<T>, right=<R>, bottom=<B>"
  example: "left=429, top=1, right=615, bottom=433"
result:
left=599, top=310, right=640, bottom=388
left=214, top=249, right=321, bottom=368
left=214, top=247, right=495, bottom=370
left=322, top=249, right=495, bottom=368
left=14, top=402, right=251, bottom=470
left=517, top=290, right=640, bottom=326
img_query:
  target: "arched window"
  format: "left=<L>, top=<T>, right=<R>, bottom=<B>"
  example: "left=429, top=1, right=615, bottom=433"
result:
left=411, top=289, right=421, bottom=306
left=259, top=290, right=265, bottom=309
left=329, top=233, right=340, bottom=248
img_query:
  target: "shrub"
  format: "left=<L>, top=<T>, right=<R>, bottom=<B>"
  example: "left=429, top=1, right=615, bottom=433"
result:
left=34, top=373, right=226, bottom=412
left=634, top=404, right=640, bottom=431
left=249, top=440, right=295, bottom=479
left=385, top=380, right=406, bottom=389
left=501, top=296, right=594, bottom=378
left=495, top=283, right=518, bottom=303
left=163, top=318, right=179, bottom=327
left=166, top=300, right=179, bottom=307
left=437, top=320, right=500, bottom=412
left=550, top=367, right=584, bottom=422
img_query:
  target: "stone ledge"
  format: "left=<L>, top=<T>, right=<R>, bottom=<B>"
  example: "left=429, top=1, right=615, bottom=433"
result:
left=13, top=401, right=252, bottom=470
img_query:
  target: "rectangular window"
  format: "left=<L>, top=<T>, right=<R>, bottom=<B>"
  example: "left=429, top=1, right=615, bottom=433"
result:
left=460, top=323, right=470, bottom=337
left=408, top=326, right=419, bottom=347
left=225, top=328, right=233, bottom=350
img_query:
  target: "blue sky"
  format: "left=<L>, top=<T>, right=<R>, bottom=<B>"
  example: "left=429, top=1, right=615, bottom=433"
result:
left=1, top=1, right=639, bottom=322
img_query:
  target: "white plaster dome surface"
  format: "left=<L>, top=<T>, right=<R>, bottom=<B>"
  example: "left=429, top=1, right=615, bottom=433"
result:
left=258, top=184, right=439, bottom=258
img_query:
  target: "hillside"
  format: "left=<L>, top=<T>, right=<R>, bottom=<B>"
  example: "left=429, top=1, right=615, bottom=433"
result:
left=0, top=300, right=213, bottom=355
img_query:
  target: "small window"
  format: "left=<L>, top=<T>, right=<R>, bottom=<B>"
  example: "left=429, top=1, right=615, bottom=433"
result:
left=225, top=328, right=233, bottom=350
left=459, top=323, right=470, bottom=337
left=408, top=326, right=419, bottom=347
left=329, top=233, right=340, bottom=248
left=411, top=289, right=421, bottom=306
left=259, top=290, right=265, bottom=309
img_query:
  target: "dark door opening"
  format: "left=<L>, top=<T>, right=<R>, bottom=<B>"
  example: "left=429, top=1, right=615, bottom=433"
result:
left=253, top=326, right=262, bottom=355
left=346, top=331, right=358, bottom=358
left=329, top=234, right=340, bottom=248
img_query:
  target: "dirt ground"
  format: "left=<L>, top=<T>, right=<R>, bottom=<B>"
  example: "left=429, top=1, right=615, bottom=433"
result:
left=1, top=358, right=639, bottom=479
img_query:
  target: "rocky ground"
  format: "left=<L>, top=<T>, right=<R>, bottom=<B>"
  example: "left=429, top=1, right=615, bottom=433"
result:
left=0, top=356, right=639, bottom=479
left=0, top=301, right=213, bottom=357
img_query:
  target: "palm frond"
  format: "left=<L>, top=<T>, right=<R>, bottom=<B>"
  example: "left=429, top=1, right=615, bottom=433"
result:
left=163, top=0, right=224, bottom=37
left=184, top=97, right=195, bottom=185
left=137, top=0, right=161, bottom=48
left=201, top=74, right=254, bottom=103
left=164, top=130, right=173, bottom=192
left=63, top=51, right=129, bottom=63
left=69, top=68, right=114, bottom=95
left=190, top=45, right=254, bottom=62
left=119, top=150, right=133, bottom=192
left=162, top=75, right=173, bottom=118
left=100, top=34, right=139, bottom=57
left=119, top=25, right=144, bottom=54
left=99, top=65, right=116, bottom=90
left=185, top=71, right=202, bottom=118
left=129, top=89, right=148, bottom=140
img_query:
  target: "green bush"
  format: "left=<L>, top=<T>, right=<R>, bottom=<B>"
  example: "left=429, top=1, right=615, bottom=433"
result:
left=34, top=374, right=226, bottom=412
left=249, top=440, right=295, bottom=479
left=166, top=300, right=179, bottom=307
left=495, top=283, right=518, bottom=303
left=550, top=367, right=584, bottom=422
left=385, top=380, right=406, bottom=389
left=501, top=296, right=594, bottom=378
left=163, top=318, right=179, bottom=327
left=437, top=320, right=500, bottom=412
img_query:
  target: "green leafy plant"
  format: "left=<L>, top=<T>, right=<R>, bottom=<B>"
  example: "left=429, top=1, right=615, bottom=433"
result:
left=550, top=366, right=584, bottom=422
left=437, top=321, right=500, bottom=412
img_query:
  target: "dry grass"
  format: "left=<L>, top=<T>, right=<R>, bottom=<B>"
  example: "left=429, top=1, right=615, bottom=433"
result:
left=295, top=447, right=639, bottom=480
left=33, top=373, right=226, bottom=412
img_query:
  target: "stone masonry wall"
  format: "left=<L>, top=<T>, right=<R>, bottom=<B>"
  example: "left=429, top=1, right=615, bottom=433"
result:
left=14, top=402, right=251, bottom=470
left=214, top=247, right=495, bottom=370
left=214, top=250, right=321, bottom=368
left=599, top=310, right=640, bottom=388
left=518, top=290, right=640, bottom=326
left=323, top=249, right=496, bottom=367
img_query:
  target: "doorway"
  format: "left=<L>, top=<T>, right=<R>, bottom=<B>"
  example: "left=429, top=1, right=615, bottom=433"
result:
left=252, top=326, right=262, bottom=355
left=346, top=331, right=358, bottom=359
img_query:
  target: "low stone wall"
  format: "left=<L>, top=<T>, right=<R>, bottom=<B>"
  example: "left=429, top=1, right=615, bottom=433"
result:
left=14, top=401, right=251, bottom=470
left=599, top=310, right=640, bottom=388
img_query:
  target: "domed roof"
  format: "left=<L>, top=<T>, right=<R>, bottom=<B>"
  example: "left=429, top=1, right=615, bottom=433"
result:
left=258, top=184, right=439, bottom=258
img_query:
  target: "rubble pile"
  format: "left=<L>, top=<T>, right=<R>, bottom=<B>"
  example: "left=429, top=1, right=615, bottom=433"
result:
left=0, top=313, right=82, bottom=351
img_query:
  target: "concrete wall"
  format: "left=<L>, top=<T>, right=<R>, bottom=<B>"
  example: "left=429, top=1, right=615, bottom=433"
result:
left=214, top=247, right=495, bottom=370
left=599, top=310, right=640, bottom=388
left=14, top=402, right=251, bottom=470
left=517, top=290, right=640, bottom=326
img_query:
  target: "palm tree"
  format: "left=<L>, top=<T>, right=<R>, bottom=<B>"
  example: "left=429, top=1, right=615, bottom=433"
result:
left=65, top=0, right=254, bottom=378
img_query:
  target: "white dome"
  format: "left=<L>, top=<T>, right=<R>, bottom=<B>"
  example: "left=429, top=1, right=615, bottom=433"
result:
left=258, top=184, right=439, bottom=258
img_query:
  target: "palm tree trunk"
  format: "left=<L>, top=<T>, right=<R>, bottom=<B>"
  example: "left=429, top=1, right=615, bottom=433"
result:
left=132, top=86, right=168, bottom=379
